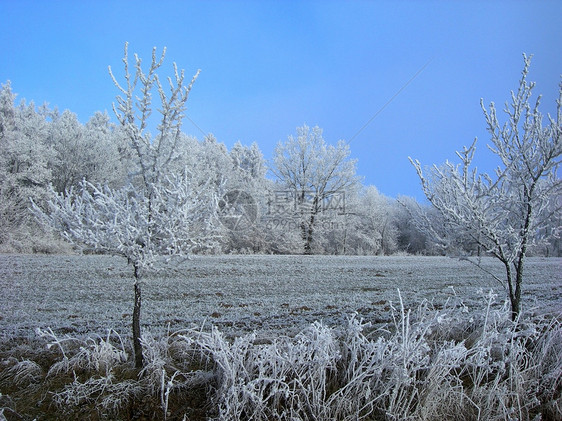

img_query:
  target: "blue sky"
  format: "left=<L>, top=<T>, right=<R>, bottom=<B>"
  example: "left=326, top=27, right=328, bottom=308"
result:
left=1, top=1, right=560, bottom=200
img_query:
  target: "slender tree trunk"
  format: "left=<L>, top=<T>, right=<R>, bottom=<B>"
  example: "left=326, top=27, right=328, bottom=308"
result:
left=510, top=193, right=533, bottom=321
left=305, top=212, right=315, bottom=255
left=301, top=220, right=309, bottom=254
left=132, top=264, right=144, bottom=369
left=381, top=221, right=388, bottom=255
left=304, top=196, right=320, bottom=255
left=502, top=259, right=518, bottom=321
left=504, top=260, right=524, bottom=322
left=512, top=264, right=523, bottom=321
left=512, top=249, right=527, bottom=321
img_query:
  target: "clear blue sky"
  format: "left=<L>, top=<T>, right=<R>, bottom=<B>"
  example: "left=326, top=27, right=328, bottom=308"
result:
left=1, top=0, right=560, bottom=200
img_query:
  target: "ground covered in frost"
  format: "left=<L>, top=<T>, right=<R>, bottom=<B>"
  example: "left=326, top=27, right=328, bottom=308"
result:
left=1, top=254, right=560, bottom=342
left=0, top=254, right=561, bottom=420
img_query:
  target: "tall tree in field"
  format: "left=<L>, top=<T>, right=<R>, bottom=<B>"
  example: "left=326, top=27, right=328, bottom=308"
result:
left=272, top=125, right=359, bottom=254
left=410, top=55, right=561, bottom=320
left=33, top=44, right=218, bottom=368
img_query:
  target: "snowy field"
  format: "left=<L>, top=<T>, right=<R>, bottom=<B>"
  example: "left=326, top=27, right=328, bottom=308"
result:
left=1, top=254, right=561, bottom=344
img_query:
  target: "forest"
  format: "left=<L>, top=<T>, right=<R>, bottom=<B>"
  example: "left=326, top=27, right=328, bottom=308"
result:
left=0, top=79, right=427, bottom=256
left=1, top=80, right=559, bottom=258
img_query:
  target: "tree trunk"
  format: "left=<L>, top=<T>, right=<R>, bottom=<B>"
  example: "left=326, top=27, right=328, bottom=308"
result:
left=503, top=260, right=523, bottom=322
left=512, top=275, right=522, bottom=321
left=512, top=256, right=524, bottom=321
left=305, top=215, right=315, bottom=255
left=304, top=196, right=320, bottom=255
left=501, top=260, right=518, bottom=321
left=510, top=192, right=532, bottom=321
left=132, top=265, right=144, bottom=368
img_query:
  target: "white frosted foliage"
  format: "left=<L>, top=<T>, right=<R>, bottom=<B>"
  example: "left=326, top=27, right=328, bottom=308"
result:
left=409, top=54, right=562, bottom=319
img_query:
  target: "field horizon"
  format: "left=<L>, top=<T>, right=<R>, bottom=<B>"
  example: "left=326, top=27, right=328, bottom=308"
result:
left=2, top=253, right=560, bottom=345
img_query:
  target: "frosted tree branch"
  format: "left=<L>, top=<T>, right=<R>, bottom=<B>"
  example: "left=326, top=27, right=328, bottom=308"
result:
left=409, top=55, right=562, bottom=319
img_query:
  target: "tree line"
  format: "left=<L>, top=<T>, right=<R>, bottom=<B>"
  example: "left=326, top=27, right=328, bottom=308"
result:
left=0, top=55, right=559, bottom=259
left=0, top=91, right=435, bottom=256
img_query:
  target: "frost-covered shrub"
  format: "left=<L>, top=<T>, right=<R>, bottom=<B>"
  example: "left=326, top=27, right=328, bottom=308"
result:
left=1, top=294, right=560, bottom=420
left=0, top=359, right=42, bottom=387
left=35, top=328, right=128, bottom=377
left=410, top=55, right=562, bottom=320
left=175, top=293, right=561, bottom=420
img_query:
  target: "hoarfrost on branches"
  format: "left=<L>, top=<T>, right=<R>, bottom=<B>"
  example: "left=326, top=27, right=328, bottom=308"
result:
left=33, top=43, right=219, bottom=368
left=409, top=54, right=562, bottom=319
left=272, top=125, right=360, bottom=254
left=34, top=175, right=218, bottom=274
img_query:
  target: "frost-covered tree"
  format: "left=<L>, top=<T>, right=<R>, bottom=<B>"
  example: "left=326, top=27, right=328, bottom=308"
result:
left=272, top=125, right=359, bottom=254
left=0, top=82, right=52, bottom=249
left=394, top=196, right=431, bottom=255
left=0, top=81, right=16, bottom=138
left=45, top=109, right=128, bottom=192
left=322, top=187, right=398, bottom=255
left=358, top=186, right=398, bottom=255
left=230, top=141, right=267, bottom=182
left=222, top=141, right=271, bottom=253
left=34, top=44, right=218, bottom=368
left=45, top=110, right=86, bottom=192
left=410, top=55, right=562, bottom=319
left=82, top=111, right=130, bottom=188
left=195, top=134, right=231, bottom=189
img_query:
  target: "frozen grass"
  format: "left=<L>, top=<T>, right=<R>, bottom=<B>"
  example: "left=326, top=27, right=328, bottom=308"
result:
left=1, top=255, right=560, bottom=419
left=1, top=292, right=560, bottom=420
left=1, top=254, right=561, bottom=341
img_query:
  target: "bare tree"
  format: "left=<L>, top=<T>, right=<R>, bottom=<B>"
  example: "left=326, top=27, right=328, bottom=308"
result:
left=272, top=125, right=359, bottom=254
left=34, top=44, right=218, bottom=368
left=410, top=55, right=562, bottom=319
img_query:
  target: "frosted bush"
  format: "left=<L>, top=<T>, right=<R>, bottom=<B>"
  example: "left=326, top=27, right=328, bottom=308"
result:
left=0, top=359, right=42, bottom=387
left=182, top=292, right=561, bottom=420
left=35, top=327, right=128, bottom=377
left=53, top=372, right=140, bottom=415
left=2, top=292, right=560, bottom=420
